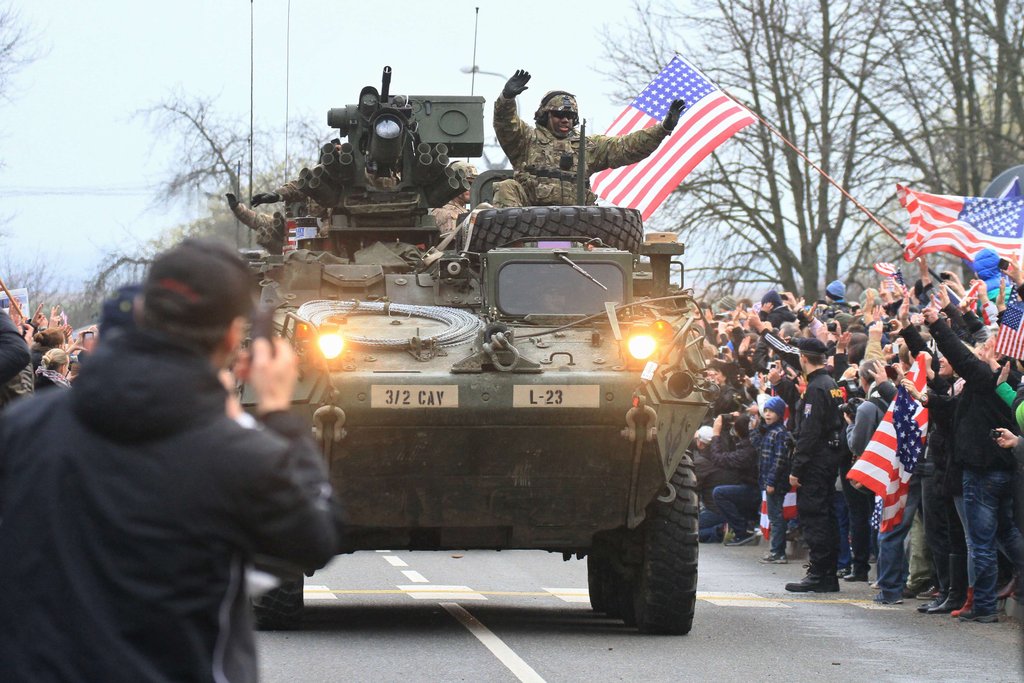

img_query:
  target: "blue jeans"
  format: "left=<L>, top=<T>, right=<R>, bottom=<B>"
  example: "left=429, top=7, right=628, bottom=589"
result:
left=766, top=491, right=787, bottom=556
left=699, top=507, right=726, bottom=543
left=962, top=469, right=1024, bottom=614
left=712, top=484, right=760, bottom=538
left=877, top=477, right=922, bottom=600
left=953, top=494, right=977, bottom=586
left=834, top=492, right=851, bottom=570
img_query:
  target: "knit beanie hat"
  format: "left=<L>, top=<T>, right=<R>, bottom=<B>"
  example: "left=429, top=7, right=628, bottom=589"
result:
left=764, top=395, right=787, bottom=418
left=761, top=289, right=783, bottom=308
left=826, top=280, right=846, bottom=302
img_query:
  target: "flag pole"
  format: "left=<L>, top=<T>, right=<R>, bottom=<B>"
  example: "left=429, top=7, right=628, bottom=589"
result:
left=0, top=276, right=25, bottom=320
left=733, top=98, right=904, bottom=248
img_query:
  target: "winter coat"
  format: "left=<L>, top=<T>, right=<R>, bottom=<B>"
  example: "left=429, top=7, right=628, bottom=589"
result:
left=928, top=317, right=1016, bottom=472
left=0, top=330, right=343, bottom=683
left=708, top=433, right=759, bottom=487
left=751, top=421, right=791, bottom=491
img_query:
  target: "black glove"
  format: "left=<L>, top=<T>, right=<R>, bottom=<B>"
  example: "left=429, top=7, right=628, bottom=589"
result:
left=251, top=192, right=281, bottom=206
left=502, top=69, right=531, bottom=100
left=225, top=193, right=239, bottom=210
left=662, top=99, right=687, bottom=132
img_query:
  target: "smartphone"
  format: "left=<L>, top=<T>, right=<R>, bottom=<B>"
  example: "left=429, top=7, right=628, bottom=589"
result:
left=250, top=305, right=276, bottom=354
left=939, top=272, right=953, bottom=281
left=81, top=330, right=94, bottom=340
left=999, top=258, right=1011, bottom=271
left=884, top=365, right=899, bottom=382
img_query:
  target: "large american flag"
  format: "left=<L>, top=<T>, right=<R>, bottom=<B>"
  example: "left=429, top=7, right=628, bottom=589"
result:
left=847, top=353, right=929, bottom=532
left=995, top=302, right=1024, bottom=359
left=900, top=184, right=1024, bottom=262
left=590, top=56, right=756, bottom=220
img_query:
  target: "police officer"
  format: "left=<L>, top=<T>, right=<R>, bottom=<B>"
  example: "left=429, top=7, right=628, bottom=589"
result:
left=785, top=337, right=844, bottom=593
left=491, top=68, right=686, bottom=208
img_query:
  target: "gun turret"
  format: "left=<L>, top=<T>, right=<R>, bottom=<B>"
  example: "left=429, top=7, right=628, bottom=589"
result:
left=310, top=67, right=483, bottom=242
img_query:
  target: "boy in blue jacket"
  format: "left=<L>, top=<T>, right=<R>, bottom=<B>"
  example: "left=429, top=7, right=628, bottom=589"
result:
left=752, top=396, right=792, bottom=563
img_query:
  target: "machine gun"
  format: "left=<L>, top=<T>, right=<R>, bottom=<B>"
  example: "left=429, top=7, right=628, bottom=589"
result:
left=291, top=66, right=484, bottom=249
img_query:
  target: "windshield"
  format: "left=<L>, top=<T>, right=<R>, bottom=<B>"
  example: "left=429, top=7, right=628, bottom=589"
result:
left=496, top=261, right=626, bottom=315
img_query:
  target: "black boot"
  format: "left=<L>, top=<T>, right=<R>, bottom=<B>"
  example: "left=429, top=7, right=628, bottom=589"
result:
left=927, top=553, right=967, bottom=615
left=785, top=573, right=840, bottom=593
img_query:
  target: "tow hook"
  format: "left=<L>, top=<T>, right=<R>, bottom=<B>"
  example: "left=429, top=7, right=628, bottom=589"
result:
left=313, top=405, right=347, bottom=445
left=620, top=395, right=658, bottom=442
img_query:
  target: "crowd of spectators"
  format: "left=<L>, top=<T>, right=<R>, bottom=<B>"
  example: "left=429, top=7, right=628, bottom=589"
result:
left=690, top=249, right=1024, bottom=623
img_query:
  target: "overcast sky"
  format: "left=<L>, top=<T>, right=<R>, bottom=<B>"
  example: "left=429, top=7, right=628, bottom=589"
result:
left=1, top=0, right=678, bottom=284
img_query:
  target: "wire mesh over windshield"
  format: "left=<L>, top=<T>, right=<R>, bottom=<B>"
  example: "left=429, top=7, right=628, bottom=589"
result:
left=495, top=261, right=626, bottom=316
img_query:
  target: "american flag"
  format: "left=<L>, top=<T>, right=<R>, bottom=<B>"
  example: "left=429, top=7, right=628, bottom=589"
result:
left=900, top=184, right=1024, bottom=263
left=847, top=353, right=929, bottom=532
left=759, top=490, right=798, bottom=541
left=873, top=262, right=905, bottom=286
left=590, top=56, right=756, bottom=221
left=995, top=302, right=1024, bottom=359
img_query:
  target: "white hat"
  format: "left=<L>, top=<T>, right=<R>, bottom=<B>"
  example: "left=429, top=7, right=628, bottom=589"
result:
left=696, top=426, right=714, bottom=443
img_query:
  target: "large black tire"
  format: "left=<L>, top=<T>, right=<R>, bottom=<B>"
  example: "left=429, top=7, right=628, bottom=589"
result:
left=469, top=206, right=644, bottom=253
left=252, top=579, right=304, bottom=631
left=631, top=456, right=700, bottom=635
left=587, top=555, right=611, bottom=613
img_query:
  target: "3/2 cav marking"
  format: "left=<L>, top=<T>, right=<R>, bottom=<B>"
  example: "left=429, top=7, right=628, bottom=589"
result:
left=371, top=385, right=459, bottom=409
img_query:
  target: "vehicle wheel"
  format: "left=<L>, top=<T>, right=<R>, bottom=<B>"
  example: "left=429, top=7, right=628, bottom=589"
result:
left=631, top=456, right=700, bottom=635
left=252, top=579, right=304, bottom=631
left=587, top=554, right=611, bottom=613
left=468, top=206, right=644, bottom=253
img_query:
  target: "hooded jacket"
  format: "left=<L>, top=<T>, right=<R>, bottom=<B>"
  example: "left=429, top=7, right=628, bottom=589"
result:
left=0, top=330, right=342, bottom=683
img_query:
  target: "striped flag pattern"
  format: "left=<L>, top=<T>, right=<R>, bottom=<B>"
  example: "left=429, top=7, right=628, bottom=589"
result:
left=873, top=262, right=905, bottom=286
left=847, top=353, right=929, bottom=532
left=995, top=301, right=1024, bottom=359
left=759, top=491, right=799, bottom=542
left=590, top=55, right=756, bottom=221
left=899, top=184, right=1024, bottom=262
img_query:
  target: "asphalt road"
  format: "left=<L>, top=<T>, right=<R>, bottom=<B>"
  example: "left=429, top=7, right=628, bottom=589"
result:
left=257, top=542, right=1023, bottom=682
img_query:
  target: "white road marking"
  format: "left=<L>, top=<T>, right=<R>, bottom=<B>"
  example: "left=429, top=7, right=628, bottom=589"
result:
left=303, top=584, right=338, bottom=601
left=852, top=601, right=902, bottom=610
left=374, top=550, right=392, bottom=553
left=398, top=585, right=486, bottom=600
left=542, top=587, right=591, bottom=603
left=383, top=555, right=408, bottom=567
left=442, top=603, right=546, bottom=683
left=696, top=591, right=791, bottom=608
left=401, top=570, right=429, bottom=583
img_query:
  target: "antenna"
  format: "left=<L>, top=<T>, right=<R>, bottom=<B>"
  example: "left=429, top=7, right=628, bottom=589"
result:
left=248, top=0, right=254, bottom=249
left=470, top=7, right=479, bottom=95
left=284, top=0, right=292, bottom=183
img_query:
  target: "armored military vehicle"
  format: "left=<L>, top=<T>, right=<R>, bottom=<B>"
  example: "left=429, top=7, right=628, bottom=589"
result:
left=243, top=67, right=711, bottom=635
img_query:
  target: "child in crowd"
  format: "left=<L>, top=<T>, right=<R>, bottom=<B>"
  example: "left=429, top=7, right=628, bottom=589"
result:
left=752, top=396, right=792, bottom=563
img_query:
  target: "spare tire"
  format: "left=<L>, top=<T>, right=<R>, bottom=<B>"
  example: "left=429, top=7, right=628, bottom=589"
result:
left=468, top=206, right=644, bottom=253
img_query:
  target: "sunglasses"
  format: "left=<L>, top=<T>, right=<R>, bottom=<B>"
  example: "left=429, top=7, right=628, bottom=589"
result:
left=549, top=111, right=576, bottom=120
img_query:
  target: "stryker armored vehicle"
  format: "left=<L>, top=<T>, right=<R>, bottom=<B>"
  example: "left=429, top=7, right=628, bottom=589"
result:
left=242, top=67, right=711, bottom=635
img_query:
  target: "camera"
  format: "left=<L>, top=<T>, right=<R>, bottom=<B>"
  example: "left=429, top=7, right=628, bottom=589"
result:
left=827, top=321, right=838, bottom=332
left=721, top=413, right=736, bottom=427
left=990, top=428, right=1003, bottom=440
left=840, top=378, right=865, bottom=400
left=841, top=397, right=864, bottom=419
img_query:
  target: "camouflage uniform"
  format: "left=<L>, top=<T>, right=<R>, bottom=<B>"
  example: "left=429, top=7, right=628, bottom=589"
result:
left=431, top=199, right=467, bottom=235
left=429, top=161, right=476, bottom=235
left=492, top=94, right=669, bottom=207
left=230, top=202, right=286, bottom=254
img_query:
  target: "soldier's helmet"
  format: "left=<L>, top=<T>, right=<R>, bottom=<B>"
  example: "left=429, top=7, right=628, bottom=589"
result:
left=534, top=91, right=579, bottom=127
left=450, top=160, right=478, bottom=181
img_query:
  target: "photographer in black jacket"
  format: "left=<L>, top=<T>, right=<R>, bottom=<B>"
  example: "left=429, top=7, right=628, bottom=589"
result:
left=0, top=239, right=344, bottom=682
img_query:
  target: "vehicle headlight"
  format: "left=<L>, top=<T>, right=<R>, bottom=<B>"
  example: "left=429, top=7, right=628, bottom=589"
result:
left=317, top=333, right=345, bottom=359
left=627, top=334, right=657, bottom=360
left=374, top=116, right=402, bottom=140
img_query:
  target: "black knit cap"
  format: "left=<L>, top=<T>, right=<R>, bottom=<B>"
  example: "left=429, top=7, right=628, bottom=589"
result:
left=794, top=337, right=829, bottom=356
left=143, top=239, right=256, bottom=331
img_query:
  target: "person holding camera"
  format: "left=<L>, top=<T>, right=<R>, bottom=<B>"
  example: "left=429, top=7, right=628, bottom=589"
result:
left=843, top=360, right=898, bottom=584
left=0, top=239, right=346, bottom=681
left=785, top=337, right=845, bottom=593
left=0, top=306, right=32, bottom=411
left=709, top=411, right=761, bottom=546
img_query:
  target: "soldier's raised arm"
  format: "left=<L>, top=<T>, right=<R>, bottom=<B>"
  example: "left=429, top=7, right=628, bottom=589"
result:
left=587, top=99, right=686, bottom=173
left=493, top=69, right=532, bottom=166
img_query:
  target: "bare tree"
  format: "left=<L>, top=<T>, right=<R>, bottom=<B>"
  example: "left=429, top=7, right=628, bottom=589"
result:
left=600, top=0, right=1021, bottom=298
